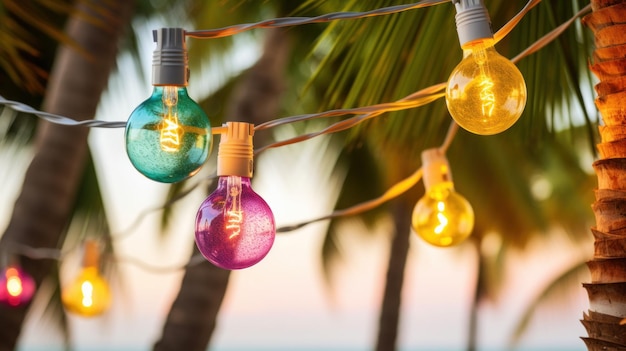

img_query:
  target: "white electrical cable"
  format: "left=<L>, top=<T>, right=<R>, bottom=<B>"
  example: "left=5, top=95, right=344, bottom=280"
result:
left=0, top=95, right=125, bottom=128
left=185, top=0, right=450, bottom=39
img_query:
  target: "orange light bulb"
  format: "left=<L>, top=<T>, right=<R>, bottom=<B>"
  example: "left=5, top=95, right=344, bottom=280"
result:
left=62, top=267, right=111, bottom=317
left=62, top=240, right=111, bottom=317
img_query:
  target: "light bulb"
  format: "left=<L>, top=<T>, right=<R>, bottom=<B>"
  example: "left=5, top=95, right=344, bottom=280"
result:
left=62, top=241, right=111, bottom=317
left=412, top=149, right=474, bottom=247
left=125, top=28, right=211, bottom=183
left=195, top=123, right=276, bottom=270
left=446, top=0, right=527, bottom=135
left=0, top=265, right=35, bottom=306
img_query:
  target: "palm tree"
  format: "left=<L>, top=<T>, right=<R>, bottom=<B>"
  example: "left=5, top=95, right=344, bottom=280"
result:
left=0, top=1, right=135, bottom=350
left=582, top=0, right=626, bottom=349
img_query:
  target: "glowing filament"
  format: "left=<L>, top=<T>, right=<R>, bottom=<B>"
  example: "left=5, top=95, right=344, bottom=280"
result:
left=434, top=201, right=449, bottom=234
left=226, top=176, right=243, bottom=239
left=81, top=281, right=94, bottom=307
left=478, top=77, right=495, bottom=117
left=160, top=86, right=183, bottom=152
left=226, top=211, right=243, bottom=239
left=5, top=269, right=23, bottom=297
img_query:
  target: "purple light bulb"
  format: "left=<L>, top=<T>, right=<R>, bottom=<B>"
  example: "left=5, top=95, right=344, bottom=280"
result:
left=0, top=265, right=36, bottom=307
left=194, top=122, right=276, bottom=270
left=195, top=176, right=275, bottom=269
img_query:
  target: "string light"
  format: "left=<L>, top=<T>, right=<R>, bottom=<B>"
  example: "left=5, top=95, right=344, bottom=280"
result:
left=125, top=28, right=212, bottom=183
left=195, top=123, right=276, bottom=270
left=0, top=263, right=35, bottom=307
left=412, top=148, right=474, bottom=247
left=62, top=241, right=112, bottom=317
left=0, top=1, right=593, bottom=276
left=446, top=0, right=527, bottom=135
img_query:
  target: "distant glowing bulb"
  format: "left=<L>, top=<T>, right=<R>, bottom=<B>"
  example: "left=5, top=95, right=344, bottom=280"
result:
left=62, top=241, right=111, bottom=317
left=62, top=267, right=111, bottom=317
left=195, top=123, right=275, bottom=270
left=0, top=265, right=35, bottom=306
left=446, top=0, right=526, bottom=135
left=125, top=28, right=211, bottom=183
left=412, top=149, right=474, bottom=247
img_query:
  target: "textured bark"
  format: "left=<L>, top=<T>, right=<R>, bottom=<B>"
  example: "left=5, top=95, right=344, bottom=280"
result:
left=153, top=28, right=291, bottom=351
left=0, top=1, right=134, bottom=349
left=375, top=200, right=411, bottom=351
left=583, top=1, right=626, bottom=349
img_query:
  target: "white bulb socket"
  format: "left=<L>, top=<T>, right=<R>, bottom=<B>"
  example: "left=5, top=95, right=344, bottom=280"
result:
left=453, top=0, right=493, bottom=47
left=217, top=122, right=255, bottom=178
left=421, top=148, right=453, bottom=190
left=152, top=28, right=188, bottom=86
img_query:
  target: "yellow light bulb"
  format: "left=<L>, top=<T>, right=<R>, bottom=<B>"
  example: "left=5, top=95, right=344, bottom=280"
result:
left=446, top=39, right=526, bottom=135
left=412, top=148, right=474, bottom=247
left=62, top=241, right=111, bottom=317
left=62, top=266, right=111, bottom=317
left=412, top=184, right=474, bottom=247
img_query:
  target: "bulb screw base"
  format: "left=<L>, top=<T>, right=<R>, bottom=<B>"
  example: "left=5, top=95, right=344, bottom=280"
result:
left=217, top=122, right=255, bottom=178
left=152, top=28, right=188, bottom=86
left=82, top=240, right=100, bottom=268
left=421, top=148, right=453, bottom=190
left=452, top=0, right=493, bottom=46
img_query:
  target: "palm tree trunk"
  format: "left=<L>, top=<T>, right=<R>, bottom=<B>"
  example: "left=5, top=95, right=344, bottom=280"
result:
left=0, top=1, right=134, bottom=349
left=582, top=1, right=626, bottom=349
left=466, top=238, right=485, bottom=351
left=375, top=199, right=411, bottom=351
left=153, top=28, right=290, bottom=351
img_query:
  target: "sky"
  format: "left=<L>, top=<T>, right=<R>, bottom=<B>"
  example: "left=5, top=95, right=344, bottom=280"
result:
left=1, top=10, right=596, bottom=351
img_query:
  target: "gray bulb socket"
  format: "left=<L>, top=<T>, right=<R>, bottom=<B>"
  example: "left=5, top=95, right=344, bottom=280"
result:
left=453, top=0, right=493, bottom=46
left=152, top=28, right=188, bottom=86
left=217, top=122, right=255, bottom=178
left=421, top=148, right=453, bottom=190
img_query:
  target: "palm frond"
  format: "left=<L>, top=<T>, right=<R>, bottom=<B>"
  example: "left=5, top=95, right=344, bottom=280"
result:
left=509, top=258, right=590, bottom=347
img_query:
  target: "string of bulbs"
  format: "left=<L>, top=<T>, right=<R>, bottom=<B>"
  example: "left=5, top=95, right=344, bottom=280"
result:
left=0, top=1, right=592, bottom=316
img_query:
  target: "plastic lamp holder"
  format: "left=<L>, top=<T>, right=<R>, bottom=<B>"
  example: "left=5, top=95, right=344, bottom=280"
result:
left=452, top=0, right=493, bottom=46
left=421, top=148, right=453, bottom=190
left=217, top=122, right=255, bottom=178
left=152, top=27, right=188, bottom=86
left=82, top=240, right=100, bottom=269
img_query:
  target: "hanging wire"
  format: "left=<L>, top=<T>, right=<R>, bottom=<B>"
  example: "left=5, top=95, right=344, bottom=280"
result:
left=510, top=4, right=592, bottom=64
left=185, top=0, right=450, bottom=39
left=0, top=95, right=125, bottom=128
left=109, top=174, right=217, bottom=240
left=115, top=253, right=207, bottom=273
left=0, top=2, right=590, bottom=142
left=254, top=87, right=446, bottom=155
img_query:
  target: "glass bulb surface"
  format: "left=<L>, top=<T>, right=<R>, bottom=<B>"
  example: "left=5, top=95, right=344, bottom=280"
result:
left=62, top=267, right=111, bottom=317
left=0, top=266, right=35, bottom=306
left=446, top=40, right=527, bottom=135
left=412, top=183, right=474, bottom=247
left=126, top=86, right=211, bottom=183
left=195, top=176, right=275, bottom=270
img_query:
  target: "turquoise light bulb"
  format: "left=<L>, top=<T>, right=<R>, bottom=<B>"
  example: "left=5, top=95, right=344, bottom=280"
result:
left=125, top=86, right=211, bottom=183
